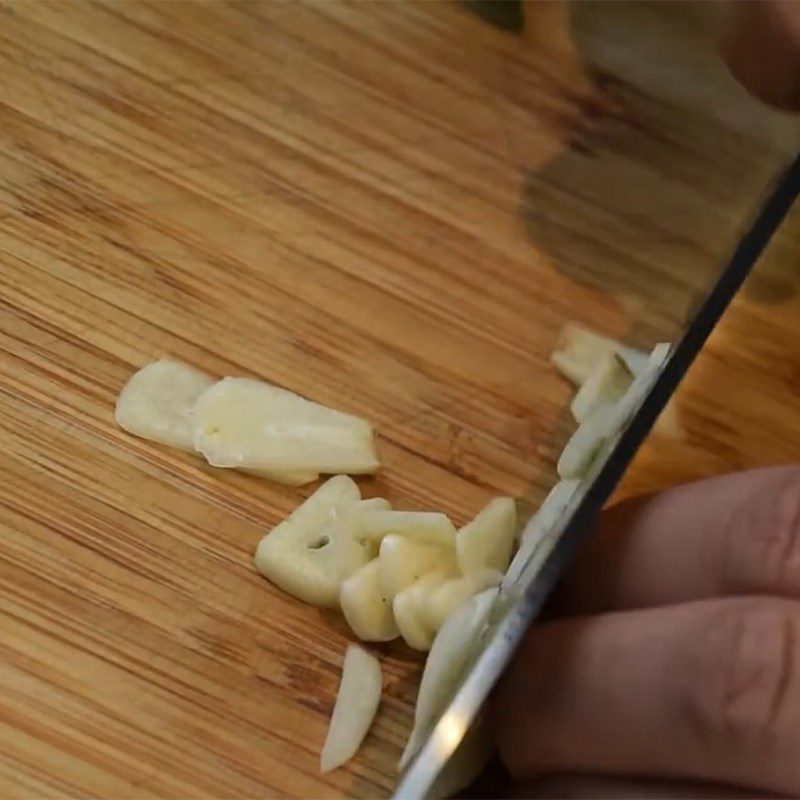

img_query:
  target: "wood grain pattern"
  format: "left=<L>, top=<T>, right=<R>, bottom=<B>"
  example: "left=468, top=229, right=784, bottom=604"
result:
left=1, top=1, right=799, bottom=797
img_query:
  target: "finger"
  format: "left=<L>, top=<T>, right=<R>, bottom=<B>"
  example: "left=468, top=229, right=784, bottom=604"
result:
left=490, top=598, right=800, bottom=795
left=557, top=466, right=800, bottom=614
left=721, top=0, right=800, bottom=111
left=510, top=774, right=770, bottom=799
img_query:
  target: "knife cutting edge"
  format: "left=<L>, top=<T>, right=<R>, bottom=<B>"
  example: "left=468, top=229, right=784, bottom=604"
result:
left=394, top=150, right=800, bottom=800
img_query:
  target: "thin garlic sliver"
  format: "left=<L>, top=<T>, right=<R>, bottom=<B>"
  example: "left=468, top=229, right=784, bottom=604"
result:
left=320, top=645, right=382, bottom=773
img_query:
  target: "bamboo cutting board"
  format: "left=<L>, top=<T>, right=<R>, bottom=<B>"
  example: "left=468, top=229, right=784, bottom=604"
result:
left=1, top=1, right=800, bottom=797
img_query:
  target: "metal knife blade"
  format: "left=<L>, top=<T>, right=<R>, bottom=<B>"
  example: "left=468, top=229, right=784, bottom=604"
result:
left=394, top=151, right=800, bottom=800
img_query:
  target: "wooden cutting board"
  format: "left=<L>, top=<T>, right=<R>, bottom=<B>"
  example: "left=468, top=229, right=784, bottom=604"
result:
left=1, top=1, right=800, bottom=797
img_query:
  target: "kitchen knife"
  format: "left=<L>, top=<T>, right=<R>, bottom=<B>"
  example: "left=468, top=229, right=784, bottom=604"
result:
left=394, top=151, right=800, bottom=800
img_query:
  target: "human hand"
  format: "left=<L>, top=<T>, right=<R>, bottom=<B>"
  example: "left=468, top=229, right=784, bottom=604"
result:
left=490, top=466, right=800, bottom=797
left=722, top=0, right=800, bottom=111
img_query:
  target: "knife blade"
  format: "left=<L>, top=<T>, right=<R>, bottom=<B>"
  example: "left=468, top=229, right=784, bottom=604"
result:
left=394, top=151, right=800, bottom=800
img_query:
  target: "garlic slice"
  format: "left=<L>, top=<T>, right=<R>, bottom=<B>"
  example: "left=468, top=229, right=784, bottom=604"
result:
left=377, top=535, right=455, bottom=602
left=399, top=587, right=498, bottom=772
left=614, top=342, right=672, bottom=424
left=420, top=569, right=503, bottom=633
left=393, top=589, right=433, bottom=652
left=559, top=342, right=672, bottom=480
left=455, top=497, right=516, bottom=575
left=340, top=559, right=398, bottom=642
left=551, top=325, right=647, bottom=385
left=392, top=568, right=454, bottom=652
left=359, top=510, right=457, bottom=547
left=115, top=359, right=214, bottom=452
left=193, top=376, right=379, bottom=475
left=520, top=480, right=581, bottom=546
left=557, top=404, right=619, bottom=479
left=320, top=644, right=382, bottom=773
left=254, top=476, right=364, bottom=607
left=353, top=496, right=392, bottom=529
left=116, top=361, right=322, bottom=485
left=571, top=352, right=634, bottom=423
left=504, top=479, right=581, bottom=587
left=510, top=342, right=672, bottom=587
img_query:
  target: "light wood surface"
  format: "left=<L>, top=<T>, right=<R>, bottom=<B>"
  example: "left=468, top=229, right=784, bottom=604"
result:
left=1, top=1, right=800, bottom=797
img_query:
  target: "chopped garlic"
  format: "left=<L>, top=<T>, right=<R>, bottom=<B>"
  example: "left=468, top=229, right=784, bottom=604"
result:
left=115, top=359, right=214, bottom=452
left=254, top=476, right=366, bottom=607
left=320, top=645, right=382, bottom=773
left=455, top=497, right=516, bottom=575
left=194, top=376, right=379, bottom=475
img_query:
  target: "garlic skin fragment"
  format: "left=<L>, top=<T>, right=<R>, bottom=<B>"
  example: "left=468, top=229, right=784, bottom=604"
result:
left=340, top=560, right=399, bottom=642
left=193, top=376, right=379, bottom=475
left=320, top=645, right=382, bottom=773
left=455, top=497, right=516, bottom=575
left=253, top=476, right=364, bottom=607
left=115, top=359, right=214, bottom=452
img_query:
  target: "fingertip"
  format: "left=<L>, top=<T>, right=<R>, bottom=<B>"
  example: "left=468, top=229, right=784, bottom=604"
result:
left=721, top=0, right=800, bottom=111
